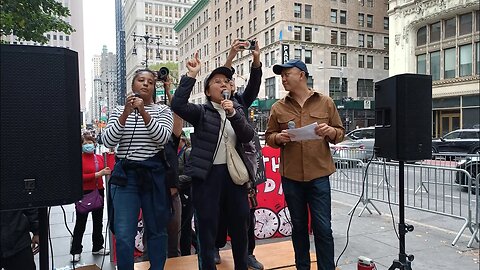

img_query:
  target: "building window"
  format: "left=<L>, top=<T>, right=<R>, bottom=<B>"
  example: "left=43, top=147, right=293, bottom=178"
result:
left=366, top=0, right=374, bottom=7
left=444, top=47, right=456, bottom=79
left=271, top=6, right=275, bottom=21
left=417, top=54, right=426, bottom=74
left=265, top=10, right=269, bottom=24
left=358, top=34, right=365, bottom=47
left=384, top=37, right=389, bottom=50
left=384, top=57, right=389, bottom=70
left=331, top=30, right=338, bottom=44
left=249, top=1, right=252, bottom=13
left=294, top=3, right=302, bottom=18
left=459, top=13, right=472, bottom=35
left=340, top=10, right=347, bottom=24
left=253, top=18, right=257, bottom=31
left=265, top=52, right=270, bottom=66
left=417, top=26, right=427, bottom=46
left=430, top=51, right=440, bottom=80
left=329, top=77, right=347, bottom=100
left=331, top=9, right=337, bottom=23
left=340, top=53, right=347, bottom=66
left=476, top=42, right=480, bottom=75
left=265, top=77, right=276, bottom=99
left=459, top=44, right=472, bottom=77
left=307, top=76, right=314, bottom=88
left=305, top=27, right=312, bottom=41
left=294, top=49, right=302, bottom=60
left=265, top=31, right=269, bottom=45
left=305, top=4, right=312, bottom=19
left=357, top=79, right=374, bottom=98
left=358, top=54, right=365, bottom=68
left=294, top=26, right=302, bottom=40
left=271, top=51, right=276, bottom=65
left=305, top=50, right=312, bottom=64
left=66, top=36, right=69, bottom=41
left=358, top=13, right=364, bottom=27
left=366, top=55, right=373, bottom=68
left=249, top=21, right=252, bottom=34
left=270, top=28, right=275, bottom=43
left=331, top=52, right=338, bottom=66
left=384, top=17, right=389, bottom=30
left=366, top=15, right=373, bottom=28
left=444, top=17, right=456, bottom=39
left=366, top=35, right=373, bottom=48
left=340, top=32, right=347, bottom=45
left=430, top=22, right=441, bottom=42
left=476, top=11, right=480, bottom=32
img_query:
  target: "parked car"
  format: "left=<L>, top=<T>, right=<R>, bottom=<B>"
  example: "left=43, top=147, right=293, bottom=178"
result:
left=330, top=126, right=375, bottom=163
left=455, top=156, right=479, bottom=192
left=432, top=129, right=480, bottom=154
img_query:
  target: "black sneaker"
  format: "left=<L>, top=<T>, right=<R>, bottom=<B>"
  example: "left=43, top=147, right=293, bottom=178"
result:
left=214, top=248, right=221, bottom=264
left=248, top=254, right=264, bottom=270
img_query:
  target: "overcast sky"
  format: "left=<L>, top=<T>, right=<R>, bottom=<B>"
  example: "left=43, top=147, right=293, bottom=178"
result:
left=83, top=0, right=116, bottom=101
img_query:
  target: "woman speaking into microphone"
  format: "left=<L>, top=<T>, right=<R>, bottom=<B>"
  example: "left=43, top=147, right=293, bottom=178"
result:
left=171, top=53, right=255, bottom=270
left=102, top=69, right=173, bottom=270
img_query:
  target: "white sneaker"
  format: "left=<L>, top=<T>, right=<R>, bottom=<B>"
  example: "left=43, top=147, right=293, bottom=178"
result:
left=92, top=248, right=110, bottom=255
left=70, top=254, right=81, bottom=262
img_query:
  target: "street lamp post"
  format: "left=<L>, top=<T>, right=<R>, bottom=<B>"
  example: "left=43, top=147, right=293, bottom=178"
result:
left=132, top=32, right=161, bottom=68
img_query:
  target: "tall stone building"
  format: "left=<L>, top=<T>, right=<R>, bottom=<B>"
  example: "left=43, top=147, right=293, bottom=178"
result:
left=389, top=0, right=479, bottom=136
left=121, top=0, right=196, bottom=88
left=175, top=0, right=390, bottom=131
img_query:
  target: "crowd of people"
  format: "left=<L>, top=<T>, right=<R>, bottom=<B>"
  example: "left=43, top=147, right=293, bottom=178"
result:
left=0, top=39, right=344, bottom=270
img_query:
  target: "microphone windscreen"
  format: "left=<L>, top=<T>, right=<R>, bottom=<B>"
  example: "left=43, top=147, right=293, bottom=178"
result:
left=222, top=90, right=231, bottom=100
left=288, top=121, right=295, bottom=129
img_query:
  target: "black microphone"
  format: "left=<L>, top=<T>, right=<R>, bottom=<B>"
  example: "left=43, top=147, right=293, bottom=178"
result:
left=288, top=121, right=295, bottom=129
left=222, top=90, right=231, bottom=100
left=133, top=92, right=140, bottom=114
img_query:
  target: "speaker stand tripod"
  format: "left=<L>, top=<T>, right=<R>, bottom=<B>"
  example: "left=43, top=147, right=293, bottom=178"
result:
left=388, top=161, right=414, bottom=270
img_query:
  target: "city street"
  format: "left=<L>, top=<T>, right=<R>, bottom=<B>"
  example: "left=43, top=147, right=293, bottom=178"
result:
left=35, top=190, right=478, bottom=270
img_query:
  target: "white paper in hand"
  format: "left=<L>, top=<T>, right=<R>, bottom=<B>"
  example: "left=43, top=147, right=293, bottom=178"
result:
left=286, top=122, right=323, bottom=141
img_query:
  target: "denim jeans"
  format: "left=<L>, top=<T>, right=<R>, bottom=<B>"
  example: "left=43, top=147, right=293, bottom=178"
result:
left=282, top=176, right=334, bottom=270
left=110, top=169, right=169, bottom=270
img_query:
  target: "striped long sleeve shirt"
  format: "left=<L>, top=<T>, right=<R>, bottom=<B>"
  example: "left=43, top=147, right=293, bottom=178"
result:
left=103, top=104, right=173, bottom=161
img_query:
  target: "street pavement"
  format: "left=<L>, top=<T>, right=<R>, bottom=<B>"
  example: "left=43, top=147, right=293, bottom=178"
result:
left=35, top=191, right=478, bottom=270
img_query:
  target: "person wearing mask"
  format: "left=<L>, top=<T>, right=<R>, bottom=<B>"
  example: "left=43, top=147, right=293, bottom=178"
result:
left=103, top=69, right=173, bottom=270
left=171, top=53, right=255, bottom=270
left=0, top=209, right=39, bottom=270
left=265, top=59, right=345, bottom=270
left=70, top=134, right=111, bottom=262
left=214, top=39, right=264, bottom=270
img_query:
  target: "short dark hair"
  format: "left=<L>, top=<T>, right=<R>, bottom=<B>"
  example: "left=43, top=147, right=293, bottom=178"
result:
left=82, top=134, right=96, bottom=144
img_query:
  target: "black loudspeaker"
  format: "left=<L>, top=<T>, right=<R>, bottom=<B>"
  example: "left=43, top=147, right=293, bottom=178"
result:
left=374, top=73, right=432, bottom=161
left=1, top=45, right=83, bottom=210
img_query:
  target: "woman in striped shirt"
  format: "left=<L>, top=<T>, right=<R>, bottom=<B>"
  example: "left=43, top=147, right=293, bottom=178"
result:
left=103, top=69, right=173, bottom=270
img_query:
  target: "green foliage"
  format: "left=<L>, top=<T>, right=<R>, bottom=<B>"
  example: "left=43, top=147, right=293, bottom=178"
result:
left=0, top=0, right=74, bottom=44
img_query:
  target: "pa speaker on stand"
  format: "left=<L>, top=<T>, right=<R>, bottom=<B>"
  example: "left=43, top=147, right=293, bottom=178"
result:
left=374, top=73, right=432, bottom=270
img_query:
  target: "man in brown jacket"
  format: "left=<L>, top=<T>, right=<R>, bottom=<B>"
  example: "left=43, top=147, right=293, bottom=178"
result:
left=265, top=59, right=344, bottom=270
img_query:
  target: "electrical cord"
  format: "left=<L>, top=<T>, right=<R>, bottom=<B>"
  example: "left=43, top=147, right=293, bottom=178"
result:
left=382, top=159, right=401, bottom=241
left=335, top=154, right=375, bottom=268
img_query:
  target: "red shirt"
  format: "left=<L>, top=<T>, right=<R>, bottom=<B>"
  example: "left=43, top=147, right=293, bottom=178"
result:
left=82, top=153, right=105, bottom=190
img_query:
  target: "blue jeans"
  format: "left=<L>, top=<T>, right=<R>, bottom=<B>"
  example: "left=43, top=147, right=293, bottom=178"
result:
left=282, top=176, right=334, bottom=270
left=110, top=169, right=169, bottom=270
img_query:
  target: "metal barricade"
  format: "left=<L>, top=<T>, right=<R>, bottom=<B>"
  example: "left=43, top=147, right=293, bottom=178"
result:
left=330, top=150, right=479, bottom=247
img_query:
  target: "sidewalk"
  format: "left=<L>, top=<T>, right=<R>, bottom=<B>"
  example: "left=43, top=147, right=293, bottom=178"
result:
left=37, top=191, right=478, bottom=270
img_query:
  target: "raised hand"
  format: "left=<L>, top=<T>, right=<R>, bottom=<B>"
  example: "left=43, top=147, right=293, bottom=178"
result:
left=186, top=51, right=201, bottom=78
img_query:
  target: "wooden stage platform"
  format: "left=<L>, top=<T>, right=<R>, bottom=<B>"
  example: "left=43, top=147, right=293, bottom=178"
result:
left=134, top=240, right=340, bottom=269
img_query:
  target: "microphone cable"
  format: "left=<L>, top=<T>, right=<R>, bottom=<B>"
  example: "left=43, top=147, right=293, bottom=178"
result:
left=335, top=153, right=375, bottom=268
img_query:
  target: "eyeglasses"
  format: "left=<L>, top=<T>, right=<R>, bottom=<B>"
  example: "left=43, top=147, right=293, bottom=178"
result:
left=209, top=78, right=232, bottom=86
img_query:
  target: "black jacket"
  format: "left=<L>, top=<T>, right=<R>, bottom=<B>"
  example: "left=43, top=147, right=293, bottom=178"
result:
left=171, top=76, right=255, bottom=181
left=0, top=209, right=39, bottom=258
